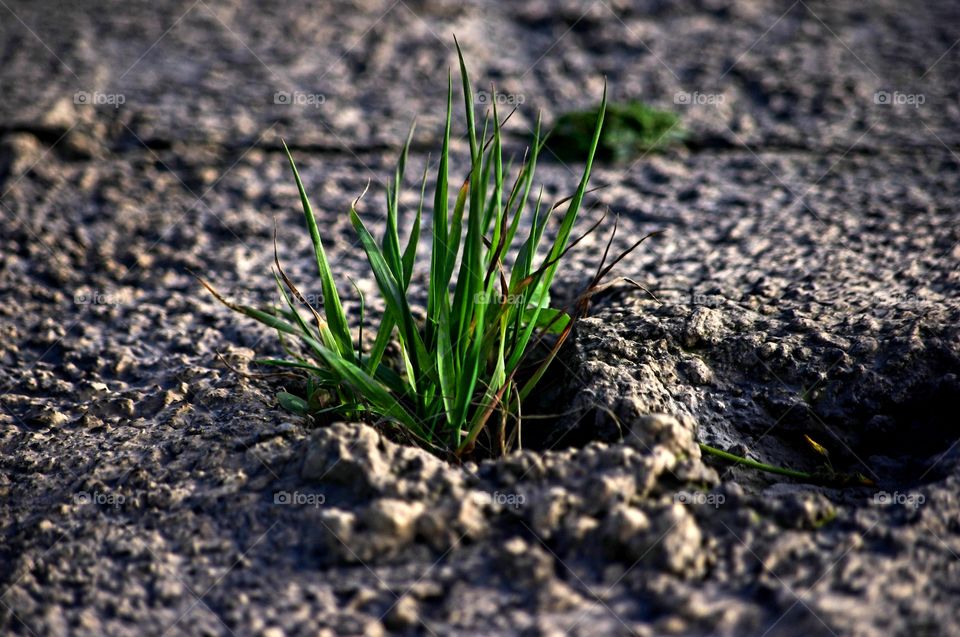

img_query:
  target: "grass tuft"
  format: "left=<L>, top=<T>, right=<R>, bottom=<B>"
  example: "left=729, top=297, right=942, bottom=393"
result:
left=201, top=44, right=661, bottom=458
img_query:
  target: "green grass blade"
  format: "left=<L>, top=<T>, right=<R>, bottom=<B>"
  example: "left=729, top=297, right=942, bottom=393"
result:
left=435, top=296, right=459, bottom=434
left=349, top=201, right=430, bottom=400
left=484, top=93, right=505, bottom=282
left=277, top=391, right=309, bottom=415
left=507, top=84, right=607, bottom=374
left=452, top=144, right=487, bottom=362
left=197, top=275, right=300, bottom=337
left=282, top=141, right=354, bottom=361
left=454, top=36, right=478, bottom=158
left=402, top=160, right=428, bottom=289
left=366, top=312, right=395, bottom=374
left=255, top=358, right=331, bottom=376
left=316, top=347, right=423, bottom=435
left=427, top=73, right=453, bottom=353
left=384, top=122, right=416, bottom=281
left=521, top=307, right=569, bottom=334
left=272, top=272, right=422, bottom=432
left=536, top=83, right=607, bottom=296
left=445, top=179, right=469, bottom=285
left=503, top=111, right=541, bottom=252
left=509, top=187, right=546, bottom=289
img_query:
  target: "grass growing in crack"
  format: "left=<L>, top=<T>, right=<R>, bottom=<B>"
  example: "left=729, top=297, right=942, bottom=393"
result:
left=200, top=41, right=660, bottom=458
left=547, top=100, right=685, bottom=163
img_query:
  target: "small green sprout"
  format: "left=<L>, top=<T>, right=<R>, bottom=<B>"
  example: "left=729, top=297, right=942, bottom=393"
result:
left=547, top=100, right=685, bottom=163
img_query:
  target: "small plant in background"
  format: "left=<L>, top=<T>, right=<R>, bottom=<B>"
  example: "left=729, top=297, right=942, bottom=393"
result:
left=200, top=41, right=660, bottom=458
left=547, top=100, right=685, bottom=163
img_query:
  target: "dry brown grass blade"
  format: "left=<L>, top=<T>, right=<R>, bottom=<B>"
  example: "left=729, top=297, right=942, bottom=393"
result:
left=572, top=225, right=664, bottom=316
left=484, top=192, right=515, bottom=284
left=511, top=211, right=608, bottom=294
left=192, top=270, right=244, bottom=313
left=550, top=184, right=607, bottom=212
left=593, top=229, right=665, bottom=287
left=214, top=351, right=300, bottom=380
left=592, top=212, right=620, bottom=287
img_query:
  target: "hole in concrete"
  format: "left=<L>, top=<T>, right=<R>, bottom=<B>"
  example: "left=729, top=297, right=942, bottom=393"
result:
left=829, top=375, right=960, bottom=486
left=512, top=342, right=619, bottom=453
left=516, top=314, right=960, bottom=491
